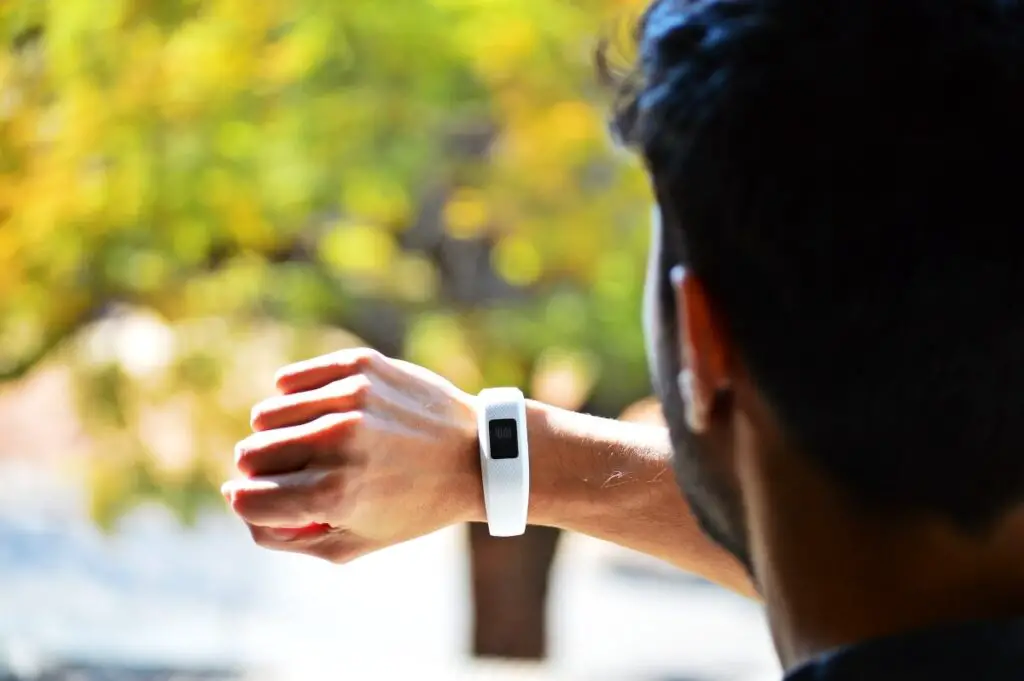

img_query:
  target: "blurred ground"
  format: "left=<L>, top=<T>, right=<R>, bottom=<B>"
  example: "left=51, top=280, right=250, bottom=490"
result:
left=0, top=459, right=779, bottom=681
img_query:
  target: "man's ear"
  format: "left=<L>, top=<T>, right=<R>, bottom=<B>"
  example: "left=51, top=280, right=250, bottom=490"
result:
left=670, top=266, right=731, bottom=432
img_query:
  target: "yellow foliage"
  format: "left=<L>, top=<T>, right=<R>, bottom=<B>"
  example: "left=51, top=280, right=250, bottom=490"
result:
left=215, top=121, right=259, bottom=160
left=443, top=188, right=491, bottom=239
left=0, top=0, right=657, bottom=524
left=161, top=19, right=246, bottom=117
left=262, top=19, right=334, bottom=86
left=405, top=313, right=484, bottom=392
left=117, top=25, right=167, bottom=115
left=546, top=100, right=602, bottom=148
left=320, top=222, right=397, bottom=277
left=459, top=15, right=539, bottom=81
left=390, top=253, right=440, bottom=303
left=223, top=195, right=278, bottom=252
left=493, top=233, right=542, bottom=286
left=342, top=175, right=412, bottom=228
left=60, top=84, right=108, bottom=157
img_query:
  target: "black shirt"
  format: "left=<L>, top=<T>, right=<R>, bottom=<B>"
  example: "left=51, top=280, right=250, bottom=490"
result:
left=785, top=618, right=1024, bottom=681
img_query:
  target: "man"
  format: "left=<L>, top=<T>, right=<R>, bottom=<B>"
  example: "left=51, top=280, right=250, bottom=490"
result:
left=223, top=0, right=1024, bottom=677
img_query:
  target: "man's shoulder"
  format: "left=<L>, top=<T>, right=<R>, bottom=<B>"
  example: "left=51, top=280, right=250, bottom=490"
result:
left=785, top=618, right=1024, bottom=681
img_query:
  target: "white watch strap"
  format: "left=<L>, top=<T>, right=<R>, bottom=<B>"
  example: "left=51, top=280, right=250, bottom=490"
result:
left=477, top=387, right=529, bottom=537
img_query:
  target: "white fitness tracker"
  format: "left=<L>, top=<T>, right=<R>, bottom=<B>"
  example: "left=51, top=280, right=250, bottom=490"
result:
left=477, top=387, right=530, bottom=537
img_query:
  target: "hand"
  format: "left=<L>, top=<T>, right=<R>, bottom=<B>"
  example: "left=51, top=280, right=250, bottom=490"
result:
left=222, top=348, right=482, bottom=564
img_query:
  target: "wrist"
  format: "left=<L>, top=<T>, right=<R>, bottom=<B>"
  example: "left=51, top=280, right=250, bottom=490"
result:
left=454, top=393, right=487, bottom=524
left=523, top=400, right=589, bottom=529
left=458, top=396, right=567, bottom=528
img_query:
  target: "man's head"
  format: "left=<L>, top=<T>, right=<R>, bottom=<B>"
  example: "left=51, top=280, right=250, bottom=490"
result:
left=618, top=0, right=1024, bottom=575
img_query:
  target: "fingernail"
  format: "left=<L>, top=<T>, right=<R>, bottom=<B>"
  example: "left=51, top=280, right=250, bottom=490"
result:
left=267, top=524, right=330, bottom=541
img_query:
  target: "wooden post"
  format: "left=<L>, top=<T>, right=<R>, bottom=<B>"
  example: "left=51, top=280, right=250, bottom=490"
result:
left=466, top=391, right=653, bottom=661
left=467, top=522, right=561, bottom=659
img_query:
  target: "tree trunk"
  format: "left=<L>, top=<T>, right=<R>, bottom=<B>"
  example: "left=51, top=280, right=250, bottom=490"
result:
left=468, top=522, right=562, bottom=659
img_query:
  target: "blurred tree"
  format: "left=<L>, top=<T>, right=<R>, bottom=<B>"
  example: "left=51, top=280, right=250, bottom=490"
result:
left=0, top=0, right=652, bottom=659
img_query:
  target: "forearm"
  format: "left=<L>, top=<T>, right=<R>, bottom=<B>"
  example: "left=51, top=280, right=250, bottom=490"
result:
left=522, top=400, right=757, bottom=598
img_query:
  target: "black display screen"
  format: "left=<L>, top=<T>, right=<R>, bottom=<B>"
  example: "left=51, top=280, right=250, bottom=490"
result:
left=488, top=419, right=519, bottom=460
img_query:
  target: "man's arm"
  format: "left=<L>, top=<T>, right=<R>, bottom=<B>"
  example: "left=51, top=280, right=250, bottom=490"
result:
left=524, top=402, right=755, bottom=597
left=223, top=349, right=756, bottom=598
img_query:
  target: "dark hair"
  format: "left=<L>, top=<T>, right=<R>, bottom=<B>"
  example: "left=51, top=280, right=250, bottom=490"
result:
left=610, top=0, right=1024, bottom=530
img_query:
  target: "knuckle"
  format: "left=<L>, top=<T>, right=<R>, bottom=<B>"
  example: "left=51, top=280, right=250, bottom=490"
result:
left=233, top=439, right=251, bottom=469
left=325, top=349, right=356, bottom=371
left=348, top=347, right=380, bottom=370
left=324, top=542, right=359, bottom=565
left=315, top=409, right=365, bottom=441
left=233, top=431, right=268, bottom=470
left=231, top=491, right=257, bottom=519
left=310, top=470, right=343, bottom=509
left=249, top=398, right=274, bottom=430
left=340, top=374, right=374, bottom=404
left=250, top=530, right=273, bottom=549
left=273, top=362, right=300, bottom=386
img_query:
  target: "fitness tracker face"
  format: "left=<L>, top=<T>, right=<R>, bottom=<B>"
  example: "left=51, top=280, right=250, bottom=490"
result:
left=487, top=419, right=520, bottom=460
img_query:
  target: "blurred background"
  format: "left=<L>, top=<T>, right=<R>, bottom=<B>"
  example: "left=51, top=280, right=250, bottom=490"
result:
left=0, top=1, right=778, bottom=680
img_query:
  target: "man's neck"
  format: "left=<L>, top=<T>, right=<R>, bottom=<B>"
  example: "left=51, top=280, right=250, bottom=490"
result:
left=741, top=447, right=1024, bottom=669
left=763, top=538, right=1024, bottom=669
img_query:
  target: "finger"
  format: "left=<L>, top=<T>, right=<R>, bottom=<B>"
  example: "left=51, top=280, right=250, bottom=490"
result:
left=245, top=524, right=360, bottom=564
left=251, top=374, right=372, bottom=432
left=222, top=469, right=335, bottom=528
left=222, top=488, right=331, bottom=538
left=246, top=523, right=333, bottom=552
left=275, top=348, right=381, bottom=395
left=245, top=522, right=332, bottom=543
left=235, top=412, right=359, bottom=476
